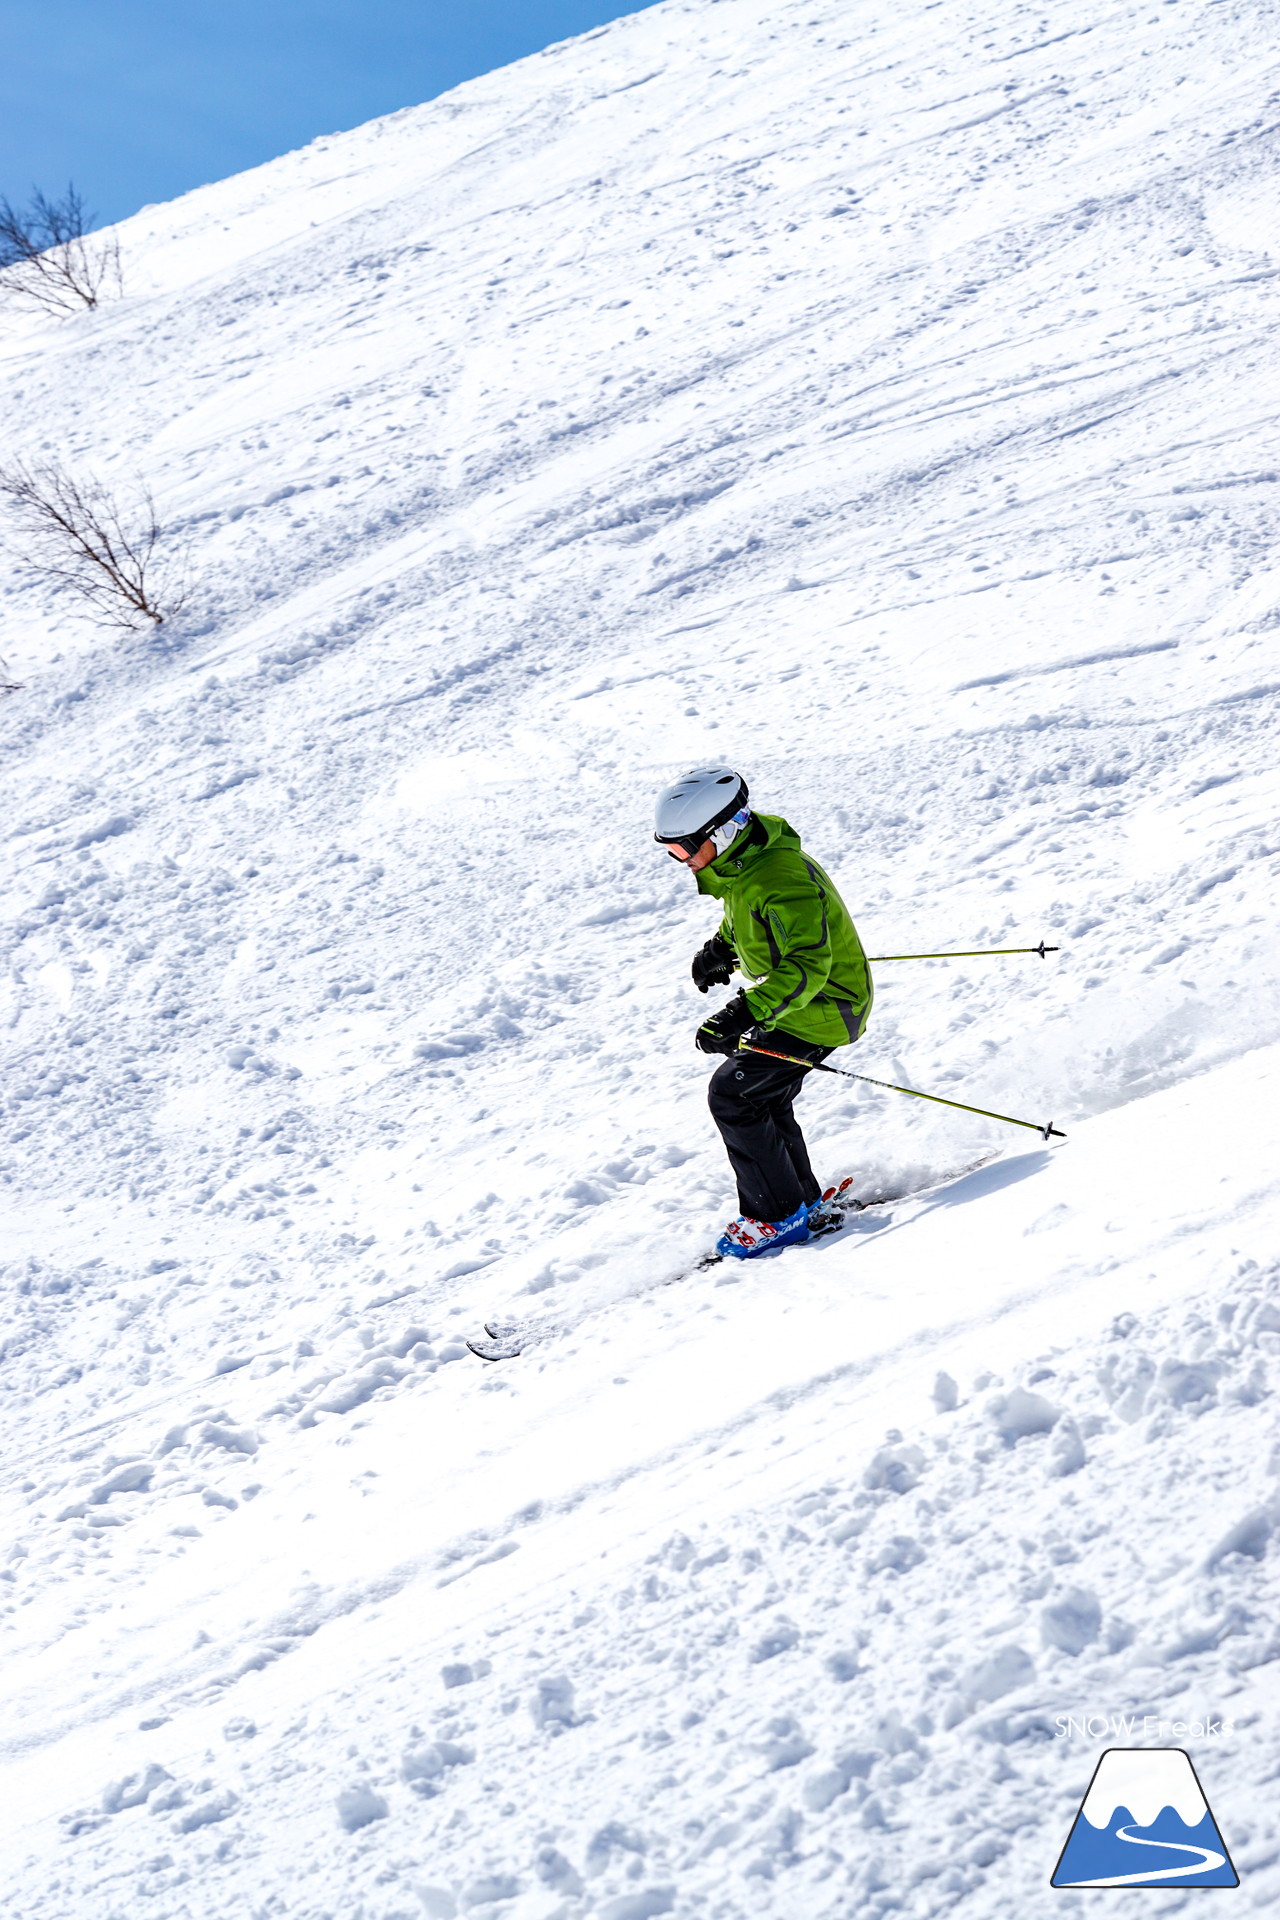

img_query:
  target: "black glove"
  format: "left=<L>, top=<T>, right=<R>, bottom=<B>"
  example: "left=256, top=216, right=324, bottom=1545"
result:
left=695, top=989, right=755, bottom=1055
left=691, top=932, right=737, bottom=995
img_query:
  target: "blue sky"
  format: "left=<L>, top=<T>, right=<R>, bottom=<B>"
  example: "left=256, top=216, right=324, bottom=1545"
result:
left=0, top=0, right=659, bottom=228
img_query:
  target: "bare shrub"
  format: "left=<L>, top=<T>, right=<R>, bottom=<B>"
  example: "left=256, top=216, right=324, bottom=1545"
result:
left=0, top=461, right=186, bottom=632
left=0, top=184, right=122, bottom=315
left=0, top=654, right=19, bottom=695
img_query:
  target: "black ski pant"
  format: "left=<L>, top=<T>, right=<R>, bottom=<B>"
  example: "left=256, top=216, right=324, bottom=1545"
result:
left=707, top=1040, right=830, bottom=1224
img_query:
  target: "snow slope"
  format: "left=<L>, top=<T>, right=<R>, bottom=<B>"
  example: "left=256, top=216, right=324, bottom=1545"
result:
left=2, top=0, right=1279, bottom=1911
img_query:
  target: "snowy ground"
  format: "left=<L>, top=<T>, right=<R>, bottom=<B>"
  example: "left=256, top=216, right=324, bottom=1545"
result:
left=2, top=0, right=1279, bottom=1912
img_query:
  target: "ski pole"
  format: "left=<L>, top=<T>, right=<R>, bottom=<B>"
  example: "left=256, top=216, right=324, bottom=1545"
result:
left=735, top=942, right=1057, bottom=988
left=741, top=1043, right=1065, bottom=1142
left=866, top=941, right=1059, bottom=962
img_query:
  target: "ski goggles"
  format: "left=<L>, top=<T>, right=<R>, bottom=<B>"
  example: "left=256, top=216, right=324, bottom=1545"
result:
left=656, top=805, right=751, bottom=861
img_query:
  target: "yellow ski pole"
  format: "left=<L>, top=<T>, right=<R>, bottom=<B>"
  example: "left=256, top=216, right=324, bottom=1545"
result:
left=867, top=940, right=1059, bottom=961
left=740, top=1044, right=1065, bottom=1142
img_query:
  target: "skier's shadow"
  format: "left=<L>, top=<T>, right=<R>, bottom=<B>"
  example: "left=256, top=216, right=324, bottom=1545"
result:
left=922, top=1149, right=1051, bottom=1210
left=846, top=1149, right=1051, bottom=1234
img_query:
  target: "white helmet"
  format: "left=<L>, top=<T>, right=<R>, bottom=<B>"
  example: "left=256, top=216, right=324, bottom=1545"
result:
left=653, top=767, right=751, bottom=858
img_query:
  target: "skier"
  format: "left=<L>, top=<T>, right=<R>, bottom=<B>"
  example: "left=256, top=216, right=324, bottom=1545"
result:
left=654, top=767, right=873, bottom=1260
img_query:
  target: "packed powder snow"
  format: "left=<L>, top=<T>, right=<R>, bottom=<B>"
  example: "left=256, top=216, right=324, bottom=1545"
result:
left=2, top=0, right=1279, bottom=1914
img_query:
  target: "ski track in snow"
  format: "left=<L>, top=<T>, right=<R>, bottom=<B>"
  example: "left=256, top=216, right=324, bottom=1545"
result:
left=2, top=0, right=1280, bottom=1912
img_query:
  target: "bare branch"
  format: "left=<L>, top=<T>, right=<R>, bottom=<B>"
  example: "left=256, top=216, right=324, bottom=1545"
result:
left=0, top=460, right=186, bottom=632
left=0, top=183, right=122, bottom=315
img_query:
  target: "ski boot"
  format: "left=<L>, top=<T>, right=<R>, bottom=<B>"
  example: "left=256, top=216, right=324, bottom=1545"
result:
left=715, top=1202, right=811, bottom=1261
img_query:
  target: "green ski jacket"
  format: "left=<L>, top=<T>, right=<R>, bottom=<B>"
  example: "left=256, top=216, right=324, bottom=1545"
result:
left=695, top=813, right=872, bottom=1048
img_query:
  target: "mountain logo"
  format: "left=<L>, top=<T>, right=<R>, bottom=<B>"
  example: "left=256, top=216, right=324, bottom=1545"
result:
left=1052, top=1748, right=1239, bottom=1888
